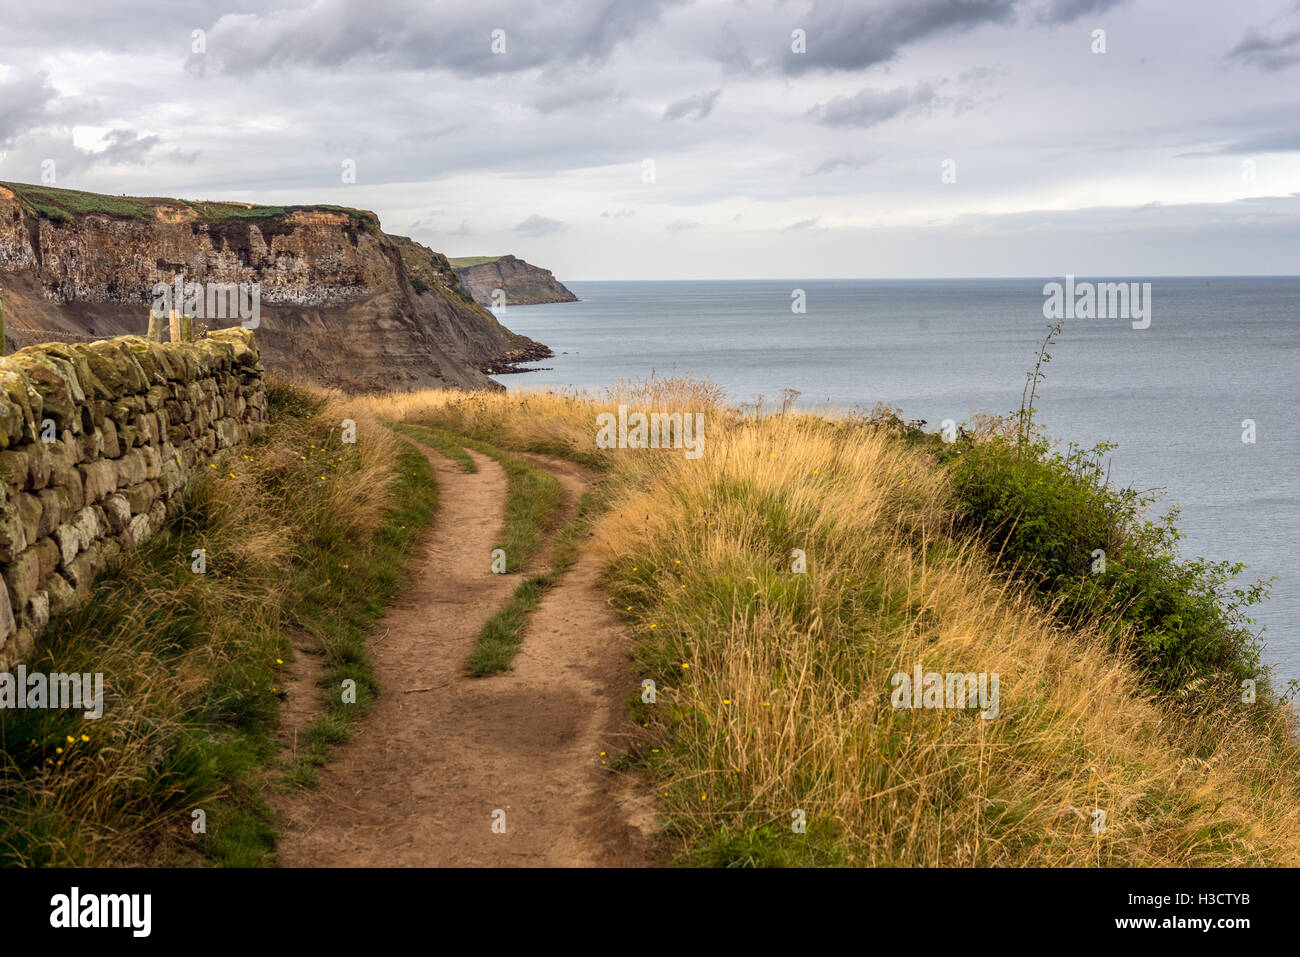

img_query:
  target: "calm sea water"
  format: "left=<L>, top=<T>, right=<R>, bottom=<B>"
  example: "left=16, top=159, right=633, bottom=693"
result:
left=492, top=278, right=1299, bottom=684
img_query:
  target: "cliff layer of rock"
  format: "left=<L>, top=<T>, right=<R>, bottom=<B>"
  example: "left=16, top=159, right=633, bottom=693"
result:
left=450, top=254, right=578, bottom=306
left=0, top=182, right=550, bottom=391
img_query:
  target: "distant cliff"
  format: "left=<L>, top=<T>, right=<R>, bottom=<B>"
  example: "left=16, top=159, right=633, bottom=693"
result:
left=0, top=182, right=551, bottom=392
left=450, top=255, right=578, bottom=307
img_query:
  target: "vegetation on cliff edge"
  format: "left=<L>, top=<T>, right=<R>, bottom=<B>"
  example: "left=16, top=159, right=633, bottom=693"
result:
left=366, top=379, right=1297, bottom=867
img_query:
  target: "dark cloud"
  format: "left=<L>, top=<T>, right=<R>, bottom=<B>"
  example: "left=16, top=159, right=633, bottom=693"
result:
left=784, top=217, right=820, bottom=230
left=188, top=0, right=680, bottom=77
left=782, top=0, right=1017, bottom=75
left=808, top=82, right=939, bottom=128
left=1226, top=13, right=1300, bottom=71
left=663, top=89, right=722, bottom=121
left=0, top=0, right=239, bottom=50
left=0, top=0, right=1291, bottom=281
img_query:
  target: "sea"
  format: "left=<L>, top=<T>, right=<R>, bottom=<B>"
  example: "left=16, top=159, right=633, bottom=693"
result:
left=491, top=277, right=1299, bottom=685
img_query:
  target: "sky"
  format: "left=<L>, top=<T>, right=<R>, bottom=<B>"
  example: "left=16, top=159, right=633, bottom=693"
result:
left=0, top=0, right=1298, bottom=280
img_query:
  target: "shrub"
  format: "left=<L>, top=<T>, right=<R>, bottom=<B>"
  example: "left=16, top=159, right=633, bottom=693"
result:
left=942, top=433, right=1270, bottom=695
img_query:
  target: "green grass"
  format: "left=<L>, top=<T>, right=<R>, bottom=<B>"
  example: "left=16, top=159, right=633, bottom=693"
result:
left=402, top=422, right=563, bottom=573
left=465, top=494, right=597, bottom=676
left=0, top=382, right=437, bottom=866
left=1, top=181, right=380, bottom=231
left=850, top=403, right=1276, bottom=703
left=390, top=422, right=476, bottom=473
left=277, top=440, right=438, bottom=790
left=447, top=256, right=503, bottom=268
left=393, top=421, right=587, bottom=676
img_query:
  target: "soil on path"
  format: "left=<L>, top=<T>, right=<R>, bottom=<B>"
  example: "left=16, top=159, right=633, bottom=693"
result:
left=274, top=443, right=657, bottom=867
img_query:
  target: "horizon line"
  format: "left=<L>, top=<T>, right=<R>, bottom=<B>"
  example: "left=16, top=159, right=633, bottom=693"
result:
left=553, top=273, right=1300, bottom=283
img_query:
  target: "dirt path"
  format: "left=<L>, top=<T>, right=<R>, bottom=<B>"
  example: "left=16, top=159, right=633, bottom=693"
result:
left=274, top=443, right=657, bottom=867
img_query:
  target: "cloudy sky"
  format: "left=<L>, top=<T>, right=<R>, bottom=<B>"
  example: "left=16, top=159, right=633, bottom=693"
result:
left=1, top=0, right=1298, bottom=279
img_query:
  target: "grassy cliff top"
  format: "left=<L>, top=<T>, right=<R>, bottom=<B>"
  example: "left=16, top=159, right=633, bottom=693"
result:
left=447, top=256, right=504, bottom=268
left=0, top=181, right=381, bottom=230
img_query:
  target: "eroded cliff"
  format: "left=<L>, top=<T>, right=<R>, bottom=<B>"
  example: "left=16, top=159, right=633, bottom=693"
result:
left=0, top=182, right=551, bottom=391
left=450, top=254, right=578, bottom=307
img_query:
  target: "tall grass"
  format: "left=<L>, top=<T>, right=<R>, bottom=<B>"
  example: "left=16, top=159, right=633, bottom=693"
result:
left=0, top=380, right=436, bottom=866
left=366, top=381, right=1300, bottom=867
left=394, top=422, right=563, bottom=573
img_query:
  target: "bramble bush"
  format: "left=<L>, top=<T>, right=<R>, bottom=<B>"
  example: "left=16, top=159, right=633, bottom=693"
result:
left=939, top=431, right=1270, bottom=696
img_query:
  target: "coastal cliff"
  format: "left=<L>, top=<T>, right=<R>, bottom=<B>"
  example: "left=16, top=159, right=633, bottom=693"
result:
left=0, top=182, right=551, bottom=391
left=450, top=254, right=578, bottom=306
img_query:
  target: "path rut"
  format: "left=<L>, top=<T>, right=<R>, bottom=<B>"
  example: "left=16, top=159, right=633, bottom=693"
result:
left=275, top=442, right=656, bottom=867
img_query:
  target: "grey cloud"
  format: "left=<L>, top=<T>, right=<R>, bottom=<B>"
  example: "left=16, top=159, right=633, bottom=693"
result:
left=515, top=213, right=565, bottom=236
left=1027, top=0, right=1129, bottom=24
left=707, top=25, right=759, bottom=75
left=784, top=217, right=820, bottom=230
left=91, top=129, right=163, bottom=166
left=530, top=77, right=627, bottom=114
left=806, top=154, right=878, bottom=175
left=0, top=73, right=59, bottom=146
left=666, top=219, right=698, bottom=232
left=782, top=0, right=1017, bottom=75
left=663, top=89, right=721, bottom=121
left=1214, top=130, right=1300, bottom=154
left=808, top=82, right=939, bottom=128
left=602, top=208, right=636, bottom=217
left=1226, top=16, right=1300, bottom=71
left=189, top=0, right=680, bottom=77
left=958, top=65, right=1002, bottom=84
left=0, top=0, right=238, bottom=50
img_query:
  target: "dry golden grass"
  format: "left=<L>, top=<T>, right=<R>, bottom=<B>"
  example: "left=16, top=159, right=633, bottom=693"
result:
left=365, top=380, right=1300, bottom=867
left=0, top=381, right=413, bottom=866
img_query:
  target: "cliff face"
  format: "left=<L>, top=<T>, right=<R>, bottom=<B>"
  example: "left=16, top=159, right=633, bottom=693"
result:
left=389, top=237, right=552, bottom=369
left=0, top=182, right=551, bottom=392
left=450, top=255, right=578, bottom=307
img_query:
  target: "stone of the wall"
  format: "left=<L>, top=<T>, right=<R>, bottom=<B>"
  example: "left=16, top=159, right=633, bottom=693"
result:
left=0, top=327, right=266, bottom=668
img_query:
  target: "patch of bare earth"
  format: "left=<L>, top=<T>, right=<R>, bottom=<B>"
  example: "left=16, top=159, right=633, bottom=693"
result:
left=274, top=444, right=659, bottom=867
left=274, top=629, right=327, bottom=766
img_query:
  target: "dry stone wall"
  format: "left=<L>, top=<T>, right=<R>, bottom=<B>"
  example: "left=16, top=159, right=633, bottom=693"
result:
left=0, top=327, right=266, bottom=668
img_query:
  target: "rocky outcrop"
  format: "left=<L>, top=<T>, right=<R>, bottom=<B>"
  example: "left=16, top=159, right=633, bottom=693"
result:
left=0, top=182, right=550, bottom=391
left=390, top=237, right=554, bottom=373
left=450, top=255, right=578, bottom=307
left=0, top=327, right=266, bottom=668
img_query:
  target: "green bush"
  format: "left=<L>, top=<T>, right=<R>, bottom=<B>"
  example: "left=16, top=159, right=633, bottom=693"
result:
left=942, top=435, right=1270, bottom=695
